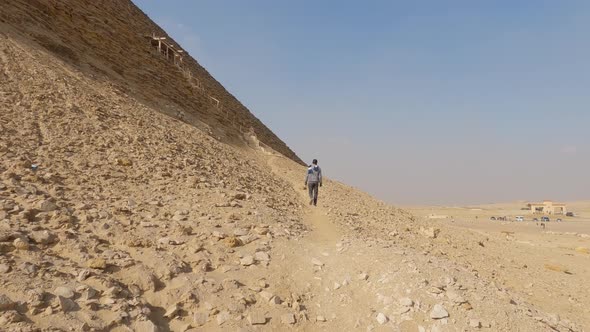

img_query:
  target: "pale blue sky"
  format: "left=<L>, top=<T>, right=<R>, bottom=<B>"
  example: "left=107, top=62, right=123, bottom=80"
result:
left=134, top=0, right=590, bottom=205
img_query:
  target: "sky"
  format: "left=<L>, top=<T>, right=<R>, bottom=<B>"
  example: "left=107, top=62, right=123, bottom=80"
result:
left=133, top=0, right=590, bottom=205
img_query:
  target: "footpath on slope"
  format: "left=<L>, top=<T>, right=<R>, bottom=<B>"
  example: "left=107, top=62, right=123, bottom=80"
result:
left=265, top=155, right=390, bottom=331
left=267, top=156, right=342, bottom=245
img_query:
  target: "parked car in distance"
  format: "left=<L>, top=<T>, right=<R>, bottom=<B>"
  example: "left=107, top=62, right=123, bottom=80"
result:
left=541, top=216, right=550, bottom=222
left=556, top=218, right=562, bottom=222
left=515, top=216, right=524, bottom=222
left=566, top=212, right=574, bottom=217
left=533, top=218, right=539, bottom=222
left=490, top=216, right=496, bottom=221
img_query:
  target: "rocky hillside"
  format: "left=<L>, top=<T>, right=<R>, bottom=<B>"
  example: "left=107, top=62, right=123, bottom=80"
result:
left=0, top=28, right=313, bottom=331
left=0, top=2, right=587, bottom=332
left=0, top=0, right=302, bottom=165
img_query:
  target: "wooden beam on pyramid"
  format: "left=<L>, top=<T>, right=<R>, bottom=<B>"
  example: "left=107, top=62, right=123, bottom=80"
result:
left=209, top=96, right=220, bottom=108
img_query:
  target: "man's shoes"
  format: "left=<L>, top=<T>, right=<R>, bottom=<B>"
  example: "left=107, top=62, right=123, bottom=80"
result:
left=309, top=199, right=313, bottom=205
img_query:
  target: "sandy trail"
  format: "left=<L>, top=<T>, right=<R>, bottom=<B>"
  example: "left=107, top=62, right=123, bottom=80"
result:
left=268, top=156, right=343, bottom=245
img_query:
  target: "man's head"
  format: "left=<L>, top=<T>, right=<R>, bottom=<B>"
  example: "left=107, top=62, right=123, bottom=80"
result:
left=312, top=159, right=318, bottom=165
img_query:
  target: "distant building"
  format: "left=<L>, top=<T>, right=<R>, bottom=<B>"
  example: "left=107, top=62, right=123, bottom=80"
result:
left=527, top=200, right=567, bottom=215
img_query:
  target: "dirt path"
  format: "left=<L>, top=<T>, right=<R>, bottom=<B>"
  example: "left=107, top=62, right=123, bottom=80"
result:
left=267, top=155, right=343, bottom=244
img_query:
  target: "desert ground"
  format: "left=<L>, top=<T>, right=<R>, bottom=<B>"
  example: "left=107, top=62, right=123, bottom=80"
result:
left=1, top=1, right=589, bottom=331
left=407, top=202, right=590, bottom=330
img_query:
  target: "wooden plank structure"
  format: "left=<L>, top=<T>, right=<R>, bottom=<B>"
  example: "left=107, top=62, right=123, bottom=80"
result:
left=147, top=33, right=184, bottom=66
left=146, top=32, right=235, bottom=124
left=209, top=96, right=220, bottom=108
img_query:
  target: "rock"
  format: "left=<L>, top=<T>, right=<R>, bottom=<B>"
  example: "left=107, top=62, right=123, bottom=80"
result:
left=212, top=231, right=226, bottom=239
left=101, top=297, right=116, bottom=306
left=446, top=291, right=466, bottom=304
left=172, top=214, right=187, bottom=221
left=0, top=264, right=11, bottom=274
left=233, top=228, right=249, bottom=236
left=58, top=296, right=79, bottom=312
left=128, top=266, right=158, bottom=292
left=259, top=291, right=273, bottom=302
left=311, top=258, right=324, bottom=266
left=429, top=286, right=444, bottom=295
left=30, top=230, right=58, bottom=245
left=193, top=312, right=208, bottom=326
left=316, top=315, right=327, bottom=322
left=19, top=262, right=37, bottom=274
left=39, top=199, right=58, bottom=212
left=224, top=236, right=242, bottom=248
left=255, top=251, right=270, bottom=262
left=544, top=264, right=569, bottom=273
left=226, top=213, right=241, bottom=221
left=248, top=311, right=267, bottom=325
left=54, top=286, right=75, bottom=299
left=269, top=296, right=282, bottom=305
left=376, top=312, right=388, bottom=324
left=239, top=234, right=258, bottom=245
left=164, top=303, right=179, bottom=318
left=13, top=238, right=29, bottom=251
left=378, top=294, right=393, bottom=305
left=0, top=310, right=23, bottom=324
left=0, top=294, right=16, bottom=311
left=281, top=313, right=296, bottom=325
left=216, top=310, right=230, bottom=325
left=222, top=278, right=241, bottom=290
left=422, top=227, right=440, bottom=239
left=82, top=288, right=98, bottom=301
left=234, top=193, right=247, bottom=200
left=397, top=306, right=411, bottom=315
left=0, top=243, right=14, bottom=253
left=400, top=297, right=414, bottom=307
left=469, top=319, right=482, bottom=328
left=544, top=313, right=560, bottom=327
left=358, top=273, right=369, bottom=280
left=254, top=227, right=269, bottom=235
left=116, top=158, right=133, bottom=167
left=158, top=237, right=184, bottom=246
left=460, top=302, right=473, bottom=311
left=133, top=320, right=159, bottom=332
left=199, top=261, right=212, bottom=272
left=87, top=258, right=107, bottom=269
left=77, top=269, right=91, bottom=281
left=240, top=255, right=255, bottom=266
left=105, top=286, right=123, bottom=298
left=430, top=304, right=449, bottom=319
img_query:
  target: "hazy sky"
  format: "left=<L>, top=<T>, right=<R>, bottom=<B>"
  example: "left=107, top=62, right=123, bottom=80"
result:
left=133, top=0, right=590, bottom=205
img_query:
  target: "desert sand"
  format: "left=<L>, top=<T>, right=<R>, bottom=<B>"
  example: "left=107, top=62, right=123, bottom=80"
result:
left=0, top=1, right=588, bottom=331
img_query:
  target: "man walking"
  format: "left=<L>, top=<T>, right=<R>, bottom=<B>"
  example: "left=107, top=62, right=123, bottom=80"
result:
left=305, top=159, right=323, bottom=206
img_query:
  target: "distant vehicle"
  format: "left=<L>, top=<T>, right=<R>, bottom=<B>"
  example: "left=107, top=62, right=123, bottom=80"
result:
left=533, top=218, right=539, bottom=222
left=515, top=216, right=524, bottom=222
left=556, top=218, right=562, bottom=222
left=566, top=212, right=574, bottom=217
left=541, top=216, right=550, bottom=222
left=490, top=216, right=496, bottom=221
